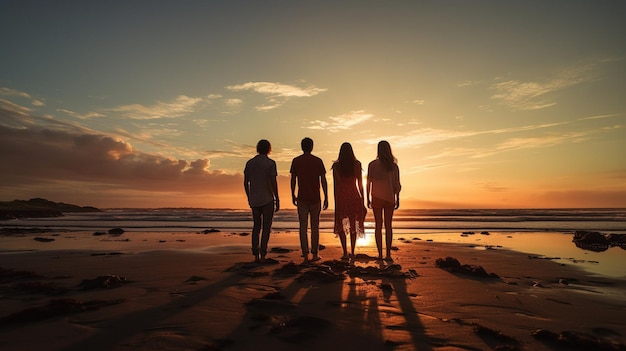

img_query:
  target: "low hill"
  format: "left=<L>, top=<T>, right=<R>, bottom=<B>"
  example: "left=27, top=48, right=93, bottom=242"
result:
left=0, top=198, right=101, bottom=220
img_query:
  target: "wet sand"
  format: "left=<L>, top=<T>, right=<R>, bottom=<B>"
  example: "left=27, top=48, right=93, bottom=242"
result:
left=1, top=230, right=625, bottom=350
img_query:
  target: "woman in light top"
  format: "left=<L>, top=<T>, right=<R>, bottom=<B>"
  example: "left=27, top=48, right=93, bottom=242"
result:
left=367, top=140, right=401, bottom=261
left=332, top=142, right=367, bottom=260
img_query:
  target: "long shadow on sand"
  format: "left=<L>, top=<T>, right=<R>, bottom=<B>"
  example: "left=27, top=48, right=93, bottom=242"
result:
left=223, top=255, right=434, bottom=351
left=60, top=261, right=256, bottom=351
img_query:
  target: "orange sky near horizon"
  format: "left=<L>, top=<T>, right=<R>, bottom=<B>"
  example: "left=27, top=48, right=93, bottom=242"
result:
left=1, top=1, right=625, bottom=210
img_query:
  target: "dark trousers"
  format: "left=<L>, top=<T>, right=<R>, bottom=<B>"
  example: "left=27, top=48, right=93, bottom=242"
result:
left=251, top=202, right=274, bottom=257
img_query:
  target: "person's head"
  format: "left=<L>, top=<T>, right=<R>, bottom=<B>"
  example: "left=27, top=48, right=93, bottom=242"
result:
left=377, top=140, right=396, bottom=170
left=335, top=142, right=358, bottom=176
left=338, top=142, right=355, bottom=160
left=301, top=137, right=314, bottom=153
left=256, top=139, right=271, bottom=155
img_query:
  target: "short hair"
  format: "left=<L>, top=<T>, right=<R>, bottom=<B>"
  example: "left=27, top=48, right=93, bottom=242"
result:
left=256, top=139, right=271, bottom=155
left=301, top=137, right=313, bottom=152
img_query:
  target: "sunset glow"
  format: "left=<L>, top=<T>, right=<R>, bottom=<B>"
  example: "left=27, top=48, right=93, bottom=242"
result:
left=1, top=1, right=625, bottom=209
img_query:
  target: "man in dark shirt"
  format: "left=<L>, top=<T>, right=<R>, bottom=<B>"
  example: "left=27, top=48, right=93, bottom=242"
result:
left=290, top=137, right=328, bottom=262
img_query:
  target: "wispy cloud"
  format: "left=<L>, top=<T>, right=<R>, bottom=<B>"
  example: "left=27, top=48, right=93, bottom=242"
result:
left=110, top=95, right=203, bottom=119
left=227, top=82, right=326, bottom=97
left=0, top=98, right=32, bottom=116
left=409, top=99, right=425, bottom=105
left=377, top=122, right=573, bottom=151
left=477, top=182, right=509, bottom=192
left=58, top=108, right=105, bottom=119
left=224, top=98, right=242, bottom=107
left=307, top=110, right=374, bottom=132
left=0, top=87, right=45, bottom=107
left=495, top=131, right=591, bottom=151
left=457, top=80, right=483, bottom=88
left=426, top=147, right=482, bottom=160
left=578, top=113, right=622, bottom=121
left=226, top=81, right=326, bottom=111
left=490, top=62, right=600, bottom=110
left=381, top=128, right=475, bottom=148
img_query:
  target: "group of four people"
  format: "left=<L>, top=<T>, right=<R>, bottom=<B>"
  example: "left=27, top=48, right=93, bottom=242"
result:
left=243, top=138, right=401, bottom=264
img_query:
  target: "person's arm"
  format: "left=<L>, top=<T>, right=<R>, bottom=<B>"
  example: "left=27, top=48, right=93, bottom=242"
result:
left=356, top=167, right=365, bottom=207
left=394, top=164, right=401, bottom=210
left=366, top=163, right=372, bottom=209
left=243, top=172, right=251, bottom=207
left=321, top=174, right=328, bottom=210
left=290, top=173, right=297, bottom=207
left=272, top=175, right=280, bottom=212
left=332, top=166, right=338, bottom=207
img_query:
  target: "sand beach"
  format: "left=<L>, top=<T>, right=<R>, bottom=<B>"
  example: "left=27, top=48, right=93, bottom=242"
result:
left=0, top=228, right=625, bottom=351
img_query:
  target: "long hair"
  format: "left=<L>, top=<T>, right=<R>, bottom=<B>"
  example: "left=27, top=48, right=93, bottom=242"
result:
left=334, top=142, right=358, bottom=176
left=377, top=140, right=396, bottom=171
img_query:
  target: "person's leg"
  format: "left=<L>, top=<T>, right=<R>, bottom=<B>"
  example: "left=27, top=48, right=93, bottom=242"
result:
left=338, top=231, right=348, bottom=258
left=310, top=202, right=322, bottom=260
left=251, top=206, right=262, bottom=261
left=373, top=206, right=383, bottom=259
left=260, top=202, right=274, bottom=261
left=383, top=206, right=395, bottom=260
left=297, top=202, right=310, bottom=259
left=349, top=217, right=357, bottom=257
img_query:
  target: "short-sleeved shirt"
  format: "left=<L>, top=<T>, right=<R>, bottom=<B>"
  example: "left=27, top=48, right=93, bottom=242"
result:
left=367, top=159, right=401, bottom=203
left=290, top=153, right=326, bottom=203
left=244, top=154, right=277, bottom=207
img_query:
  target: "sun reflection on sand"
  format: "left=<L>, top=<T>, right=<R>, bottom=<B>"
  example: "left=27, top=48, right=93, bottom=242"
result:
left=357, top=230, right=376, bottom=247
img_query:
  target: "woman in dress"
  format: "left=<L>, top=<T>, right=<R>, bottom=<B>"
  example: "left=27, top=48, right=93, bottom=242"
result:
left=367, top=140, right=401, bottom=261
left=332, top=142, right=367, bottom=259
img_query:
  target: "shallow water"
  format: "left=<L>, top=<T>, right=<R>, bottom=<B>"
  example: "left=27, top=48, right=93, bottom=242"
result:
left=2, top=208, right=625, bottom=278
left=1, top=228, right=624, bottom=279
left=404, top=230, right=625, bottom=278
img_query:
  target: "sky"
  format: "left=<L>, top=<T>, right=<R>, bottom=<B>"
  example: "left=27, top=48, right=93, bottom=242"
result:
left=1, top=0, right=625, bottom=209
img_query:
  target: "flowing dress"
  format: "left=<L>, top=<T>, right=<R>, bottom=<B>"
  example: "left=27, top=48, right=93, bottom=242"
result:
left=333, top=163, right=367, bottom=238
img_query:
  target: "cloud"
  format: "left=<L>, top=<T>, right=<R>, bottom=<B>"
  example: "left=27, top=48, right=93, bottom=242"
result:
left=426, top=147, right=482, bottom=160
left=227, top=82, right=326, bottom=97
left=387, top=122, right=570, bottom=150
left=477, top=182, right=509, bottom=192
left=307, top=110, right=374, bottom=132
left=490, top=62, right=599, bottom=110
left=495, top=131, right=590, bottom=151
left=0, top=87, right=45, bottom=107
left=491, top=81, right=557, bottom=110
left=381, top=128, right=475, bottom=149
left=110, top=95, right=203, bottom=119
left=578, top=113, right=622, bottom=121
left=457, top=80, right=483, bottom=88
left=224, top=98, right=242, bottom=107
left=226, top=81, right=326, bottom=111
left=1, top=87, right=31, bottom=98
left=58, top=108, right=105, bottom=119
left=1, top=100, right=99, bottom=135
left=0, top=98, right=32, bottom=116
left=0, top=121, right=245, bottom=197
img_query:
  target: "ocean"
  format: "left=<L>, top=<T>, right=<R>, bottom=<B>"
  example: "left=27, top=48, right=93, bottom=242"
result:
left=2, top=208, right=625, bottom=278
left=3, top=208, right=625, bottom=233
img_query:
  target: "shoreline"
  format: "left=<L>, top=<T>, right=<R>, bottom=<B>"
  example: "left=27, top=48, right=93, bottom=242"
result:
left=1, top=230, right=625, bottom=350
left=1, top=229, right=624, bottom=279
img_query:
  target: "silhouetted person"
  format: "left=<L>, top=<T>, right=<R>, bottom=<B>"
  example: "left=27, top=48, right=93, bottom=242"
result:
left=332, top=142, right=366, bottom=260
left=244, top=139, right=280, bottom=263
left=290, top=137, right=328, bottom=262
left=367, top=140, right=401, bottom=261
